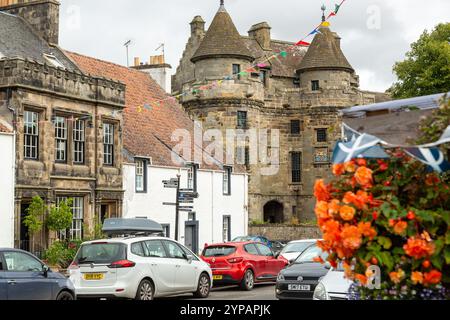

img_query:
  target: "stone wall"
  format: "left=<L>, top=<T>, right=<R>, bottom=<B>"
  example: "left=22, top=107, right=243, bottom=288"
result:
left=249, top=224, right=322, bottom=242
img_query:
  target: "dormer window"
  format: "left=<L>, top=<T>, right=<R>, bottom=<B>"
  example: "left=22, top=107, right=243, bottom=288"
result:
left=43, top=53, right=65, bottom=69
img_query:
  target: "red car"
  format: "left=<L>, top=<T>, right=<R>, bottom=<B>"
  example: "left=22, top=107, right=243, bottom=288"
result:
left=200, top=242, right=289, bottom=291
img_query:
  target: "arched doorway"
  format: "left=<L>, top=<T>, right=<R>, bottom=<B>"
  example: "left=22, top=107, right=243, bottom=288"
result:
left=263, top=201, right=284, bottom=224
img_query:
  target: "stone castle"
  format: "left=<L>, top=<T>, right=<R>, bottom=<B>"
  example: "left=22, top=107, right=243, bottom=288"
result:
left=172, top=1, right=389, bottom=223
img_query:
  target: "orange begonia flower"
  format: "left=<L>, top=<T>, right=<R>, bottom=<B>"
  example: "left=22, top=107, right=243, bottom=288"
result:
left=314, top=179, right=331, bottom=202
left=403, top=237, right=435, bottom=260
left=423, top=270, right=442, bottom=286
left=355, top=274, right=368, bottom=285
left=357, top=222, right=377, bottom=240
left=411, top=272, right=424, bottom=285
left=344, top=161, right=356, bottom=173
left=341, top=225, right=362, bottom=250
left=339, top=205, right=356, bottom=221
left=332, top=163, right=345, bottom=176
left=389, top=270, right=405, bottom=284
left=343, top=190, right=371, bottom=210
left=315, top=201, right=330, bottom=220
left=393, top=220, right=408, bottom=235
left=328, top=199, right=341, bottom=215
left=354, top=166, right=373, bottom=189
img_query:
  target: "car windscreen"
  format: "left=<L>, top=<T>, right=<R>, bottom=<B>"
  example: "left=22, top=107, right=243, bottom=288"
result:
left=295, top=245, right=328, bottom=264
left=203, top=246, right=237, bottom=257
left=74, top=243, right=127, bottom=265
left=281, top=242, right=315, bottom=254
left=232, top=236, right=252, bottom=242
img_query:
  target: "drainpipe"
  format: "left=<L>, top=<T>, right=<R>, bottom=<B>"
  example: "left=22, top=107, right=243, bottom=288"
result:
left=211, top=170, right=214, bottom=244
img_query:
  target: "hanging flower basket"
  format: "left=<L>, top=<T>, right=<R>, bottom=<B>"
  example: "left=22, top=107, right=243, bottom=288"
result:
left=314, top=151, right=449, bottom=300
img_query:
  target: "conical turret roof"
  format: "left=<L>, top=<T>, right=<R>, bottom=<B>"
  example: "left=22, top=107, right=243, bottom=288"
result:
left=297, top=26, right=354, bottom=73
left=191, top=4, right=254, bottom=63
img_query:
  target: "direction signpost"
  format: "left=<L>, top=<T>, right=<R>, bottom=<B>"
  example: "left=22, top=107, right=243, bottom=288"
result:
left=162, top=175, right=199, bottom=241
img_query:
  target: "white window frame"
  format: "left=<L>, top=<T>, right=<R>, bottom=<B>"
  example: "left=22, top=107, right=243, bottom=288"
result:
left=103, top=123, right=114, bottom=165
left=73, top=119, right=85, bottom=164
left=54, top=116, right=67, bottom=162
left=135, top=159, right=145, bottom=192
left=223, top=167, right=232, bottom=195
left=24, top=111, right=39, bottom=160
left=56, top=196, right=84, bottom=240
left=223, top=216, right=231, bottom=242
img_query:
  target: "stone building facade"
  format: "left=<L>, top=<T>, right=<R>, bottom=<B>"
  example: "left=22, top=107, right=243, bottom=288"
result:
left=0, top=0, right=125, bottom=253
left=173, top=2, right=389, bottom=223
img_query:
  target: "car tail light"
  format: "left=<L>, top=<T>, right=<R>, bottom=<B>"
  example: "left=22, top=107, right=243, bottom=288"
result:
left=108, top=260, right=136, bottom=268
left=227, top=257, right=243, bottom=264
left=68, top=261, right=79, bottom=270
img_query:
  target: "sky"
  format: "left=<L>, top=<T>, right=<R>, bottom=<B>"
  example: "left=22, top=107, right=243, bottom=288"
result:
left=59, top=0, right=450, bottom=93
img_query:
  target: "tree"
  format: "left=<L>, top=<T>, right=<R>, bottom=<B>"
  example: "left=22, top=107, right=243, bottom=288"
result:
left=23, top=196, right=46, bottom=252
left=390, top=23, right=450, bottom=99
left=47, top=198, right=73, bottom=234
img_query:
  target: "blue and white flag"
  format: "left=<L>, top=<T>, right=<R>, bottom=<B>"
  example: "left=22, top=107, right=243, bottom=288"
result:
left=404, top=147, right=450, bottom=173
left=332, top=134, right=382, bottom=163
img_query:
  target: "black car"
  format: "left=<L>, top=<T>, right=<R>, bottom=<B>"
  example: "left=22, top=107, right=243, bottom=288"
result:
left=0, top=248, right=76, bottom=300
left=276, top=244, right=329, bottom=300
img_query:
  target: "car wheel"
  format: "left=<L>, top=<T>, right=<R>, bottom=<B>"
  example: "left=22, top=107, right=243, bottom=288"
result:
left=240, top=269, right=255, bottom=291
left=56, top=291, right=74, bottom=301
left=135, top=279, right=154, bottom=301
left=193, top=273, right=211, bottom=298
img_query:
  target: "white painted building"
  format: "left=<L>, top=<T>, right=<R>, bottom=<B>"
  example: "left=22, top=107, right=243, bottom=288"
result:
left=0, top=125, right=15, bottom=248
left=123, top=163, right=248, bottom=254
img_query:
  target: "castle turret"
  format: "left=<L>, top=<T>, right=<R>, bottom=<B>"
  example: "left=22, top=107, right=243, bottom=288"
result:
left=190, top=0, right=254, bottom=81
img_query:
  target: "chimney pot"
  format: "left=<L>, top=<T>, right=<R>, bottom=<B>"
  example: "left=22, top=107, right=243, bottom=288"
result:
left=134, top=57, right=140, bottom=67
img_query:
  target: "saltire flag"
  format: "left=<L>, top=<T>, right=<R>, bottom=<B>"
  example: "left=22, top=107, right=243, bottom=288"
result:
left=309, top=29, right=320, bottom=36
left=404, top=147, right=450, bottom=173
left=295, top=40, right=311, bottom=47
left=332, top=134, right=381, bottom=163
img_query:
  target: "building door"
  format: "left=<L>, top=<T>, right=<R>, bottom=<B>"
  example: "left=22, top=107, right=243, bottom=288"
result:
left=184, top=221, right=199, bottom=255
left=19, top=204, right=30, bottom=252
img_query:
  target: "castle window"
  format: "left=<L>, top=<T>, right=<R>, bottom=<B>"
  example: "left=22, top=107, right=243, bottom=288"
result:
left=291, top=152, right=302, bottom=183
left=311, top=80, right=320, bottom=91
left=54, top=116, right=68, bottom=163
left=316, top=128, right=328, bottom=143
left=233, top=64, right=241, bottom=80
left=259, top=70, right=268, bottom=87
left=56, top=196, right=84, bottom=240
left=103, top=123, right=114, bottom=166
left=290, top=120, right=301, bottom=135
left=24, top=110, right=39, bottom=160
left=237, top=111, right=247, bottom=129
left=73, top=120, right=85, bottom=164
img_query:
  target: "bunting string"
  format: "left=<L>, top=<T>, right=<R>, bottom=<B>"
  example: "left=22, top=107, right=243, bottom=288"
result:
left=134, top=0, right=348, bottom=114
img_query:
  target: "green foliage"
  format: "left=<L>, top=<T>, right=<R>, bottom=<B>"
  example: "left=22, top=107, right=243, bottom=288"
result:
left=43, top=240, right=82, bottom=269
left=47, top=198, right=73, bottom=232
left=23, top=196, right=46, bottom=235
left=390, top=23, right=450, bottom=98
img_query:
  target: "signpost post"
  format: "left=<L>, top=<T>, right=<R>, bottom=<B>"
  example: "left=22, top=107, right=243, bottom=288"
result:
left=162, top=175, right=200, bottom=241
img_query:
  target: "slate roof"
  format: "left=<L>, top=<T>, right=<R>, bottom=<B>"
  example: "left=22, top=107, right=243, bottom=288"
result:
left=297, top=26, right=354, bottom=73
left=67, top=51, right=235, bottom=171
left=191, top=5, right=254, bottom=63
left=0, top=11, right=78, bottom=70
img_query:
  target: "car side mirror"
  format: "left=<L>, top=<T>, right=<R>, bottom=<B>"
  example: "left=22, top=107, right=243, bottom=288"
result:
left=186, top=254, right=194, bottom=264
left=42, top=265, right=50, bottom=277
left=324, top=262, right=332, bottom=270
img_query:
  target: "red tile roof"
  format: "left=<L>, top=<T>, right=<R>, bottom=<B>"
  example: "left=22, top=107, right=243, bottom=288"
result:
left=67, top=51, right=225, bottom=170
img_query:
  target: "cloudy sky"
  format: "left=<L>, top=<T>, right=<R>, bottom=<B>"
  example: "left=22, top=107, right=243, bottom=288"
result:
left=59, top=0, right=449, bottom=92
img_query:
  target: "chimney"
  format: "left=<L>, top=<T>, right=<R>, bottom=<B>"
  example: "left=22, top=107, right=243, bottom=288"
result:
left=0, top=0, right=60, bottom=45
left=131, top=55, right=172, bottom=94
left=248, top=22, right=271, bottom=50
left=190, top=15, right=205, bottom=37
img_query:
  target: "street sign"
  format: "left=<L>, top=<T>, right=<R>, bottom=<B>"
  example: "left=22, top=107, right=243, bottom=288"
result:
left=179, top=199, right=194, bottom=204
left=179, top=205, right=194, bottom=210
left=162, top=202, right=177, bottom=206
left=179, top=192, right=199, bottom=199
left=179, top=208, right=194, bottom=212
left=164, top=185, right=178, bottom=189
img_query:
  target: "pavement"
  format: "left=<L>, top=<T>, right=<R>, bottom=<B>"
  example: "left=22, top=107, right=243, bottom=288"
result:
left=159, top=283, right=277, bottom=301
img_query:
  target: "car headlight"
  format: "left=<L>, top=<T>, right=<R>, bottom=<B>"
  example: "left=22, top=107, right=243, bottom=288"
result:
left=277, top=273, right=285, bottom=281
left=313, top=282, right=329, bottom=300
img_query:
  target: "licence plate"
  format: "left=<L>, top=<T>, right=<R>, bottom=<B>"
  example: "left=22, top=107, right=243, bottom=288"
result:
left=213, top=275, right=223, bottom=280
left=84, top=273, right=104, bottom=281
left=288, top=284, right=310, bottom=291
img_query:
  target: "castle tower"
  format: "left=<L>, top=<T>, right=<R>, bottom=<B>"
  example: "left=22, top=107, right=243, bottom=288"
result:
left=0, top=0, right=60, bottom=44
